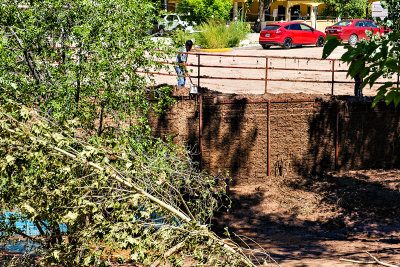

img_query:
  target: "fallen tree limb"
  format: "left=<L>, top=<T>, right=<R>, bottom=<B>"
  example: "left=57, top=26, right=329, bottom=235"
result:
left=340, top=252, right=399, bottom=267
left=367, top=252, right=399, bottom=267
left=340, top=258, right=375, bottom=264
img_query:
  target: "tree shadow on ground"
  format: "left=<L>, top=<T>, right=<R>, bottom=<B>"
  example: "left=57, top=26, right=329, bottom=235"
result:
left=212, top=170, right=400, bottom=263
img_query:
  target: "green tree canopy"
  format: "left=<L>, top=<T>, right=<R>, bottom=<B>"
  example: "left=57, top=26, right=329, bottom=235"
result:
left=176, top=0, right=233, bottom=24
left=320, top=0, right=367, bottom=19
left=0, top=0, right=171, bottom=135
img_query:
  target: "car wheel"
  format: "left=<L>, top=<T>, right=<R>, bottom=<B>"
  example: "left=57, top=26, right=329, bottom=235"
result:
left=158, top=28, right=165, bottom=36
left=262, top=44, right=271, bottom=49
left=283, top=38, right=292, bottom=49
left=316, top=36, right=325, bottom=47
left=348, top=34, right=358, bottom=47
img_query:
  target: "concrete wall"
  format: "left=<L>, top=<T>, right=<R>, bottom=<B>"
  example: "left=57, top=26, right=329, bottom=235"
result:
left=149, top=94, right=400, bottom=184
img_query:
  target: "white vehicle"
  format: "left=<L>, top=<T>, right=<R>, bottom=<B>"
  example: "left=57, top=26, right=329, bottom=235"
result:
left=158, top=14, right=195, bottom=35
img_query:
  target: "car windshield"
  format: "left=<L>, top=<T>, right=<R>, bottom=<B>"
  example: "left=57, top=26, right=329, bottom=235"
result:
left=263, top=25, right=280, bottom=31
left=333, top=21, right=353, bottom=27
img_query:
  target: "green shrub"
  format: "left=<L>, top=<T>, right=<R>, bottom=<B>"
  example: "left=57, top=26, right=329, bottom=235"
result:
left=194, top=19, right=250, bottom=49
left=226, top=20, right=250, bottom=48
left=171, top=20, right=250, bottom=49
left=172, top=29, right=195, bottom=48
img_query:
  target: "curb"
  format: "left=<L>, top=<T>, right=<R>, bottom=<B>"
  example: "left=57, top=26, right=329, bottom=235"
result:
left=194, top=48, right=232, bottom=52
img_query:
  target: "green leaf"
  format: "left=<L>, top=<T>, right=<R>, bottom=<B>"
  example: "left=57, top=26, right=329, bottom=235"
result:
left=322, top=36, right=340, bottom=59
left=5, top=155, right=15, bottom=164
left=64, top=212, right=79, bottom=224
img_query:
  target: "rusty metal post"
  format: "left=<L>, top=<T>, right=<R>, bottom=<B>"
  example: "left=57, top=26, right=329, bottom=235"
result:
left=199, top=94, right=203, bottom=170
left=265, top=57, right=269, bottom=94
left=198, top=54, right=201, bottom=89
left=267, top=100, right=271, bottom=176
left=331, top=60, right=335, bottom=95
left=335, top=104, right=339, bottom=170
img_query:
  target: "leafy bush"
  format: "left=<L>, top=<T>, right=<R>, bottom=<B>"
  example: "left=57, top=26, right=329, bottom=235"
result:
left=172, top=28, right=195, bottom=48
left=174, top=20, right=250, bottom=49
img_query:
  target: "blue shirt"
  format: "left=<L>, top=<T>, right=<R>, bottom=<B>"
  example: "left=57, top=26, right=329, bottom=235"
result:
left=176, top=46, right=188, bottom=63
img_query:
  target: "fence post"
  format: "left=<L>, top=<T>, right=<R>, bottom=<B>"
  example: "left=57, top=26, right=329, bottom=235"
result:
left=198, top=54, right=201, bottom=89
left=267, top=100, right=271, bottom=176
left=335, top=103, right=339, bottom=170
left=331, top=60, right=335, bottom=95
left=265, top=57, right=269, bottom=94
left=199, top=93, right=203, bottom=170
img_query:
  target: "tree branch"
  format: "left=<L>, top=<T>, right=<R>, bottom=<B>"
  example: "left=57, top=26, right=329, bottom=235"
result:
left=8, top=27, right=41, bottom=84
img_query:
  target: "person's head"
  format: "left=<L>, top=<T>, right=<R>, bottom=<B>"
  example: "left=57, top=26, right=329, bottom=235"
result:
left=185, top=40, right=193, bottom=51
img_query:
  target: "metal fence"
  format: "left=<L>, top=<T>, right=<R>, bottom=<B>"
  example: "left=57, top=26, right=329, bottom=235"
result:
left=142, top=51, right=400, bottom=96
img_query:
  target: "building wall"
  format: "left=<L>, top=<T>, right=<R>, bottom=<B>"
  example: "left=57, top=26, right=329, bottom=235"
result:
left=149, top=94, right=400, bottom=185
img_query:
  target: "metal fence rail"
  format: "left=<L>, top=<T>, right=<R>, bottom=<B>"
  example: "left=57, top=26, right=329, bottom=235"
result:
left=141, top=51, right=400, bottom=95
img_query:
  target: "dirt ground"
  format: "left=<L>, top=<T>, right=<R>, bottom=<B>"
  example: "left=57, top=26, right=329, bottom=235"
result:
left=212, top=169, right=400, bottom=266
left=151, top=45, right=398, bottom=97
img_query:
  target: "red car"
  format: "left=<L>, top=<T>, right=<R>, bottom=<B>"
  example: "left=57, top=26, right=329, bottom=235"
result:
left=259, top=21, right=326, bottom=49
left=325, top=19, right=387, bottom=46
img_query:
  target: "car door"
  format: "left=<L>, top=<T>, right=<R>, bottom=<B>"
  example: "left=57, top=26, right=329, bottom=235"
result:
left=299, top=23, right=315, bottom=43
left=354, top=20, right=368, bottom=39
left=289, top=23, right=302, bottom=44
left=365, top=20, right=380, bottom=37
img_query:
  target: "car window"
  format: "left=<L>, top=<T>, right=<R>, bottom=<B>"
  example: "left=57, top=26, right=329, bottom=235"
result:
left=166, top=15, right=174, bottom=22
left=300, top=24, right=313, bottom=31
left=333, top=21, right=352, bottom=27
left=263, top=25, right=280, bottom=31
left=355, top=21, right=366, bottom=27
left=290, top=24, right=302, bottom=30
left=365, top=21, right=378, bottom=28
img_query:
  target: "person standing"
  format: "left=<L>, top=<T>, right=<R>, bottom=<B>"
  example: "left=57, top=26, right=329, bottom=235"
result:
left=175, top=40, right=193, bottom=87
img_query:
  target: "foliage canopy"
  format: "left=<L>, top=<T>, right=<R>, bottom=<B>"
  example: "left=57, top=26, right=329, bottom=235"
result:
left=0, top=0, right=172, bottom=134
left=176, top=0, right=233, bottom=24
left=320, top=0, right=367, bottom=19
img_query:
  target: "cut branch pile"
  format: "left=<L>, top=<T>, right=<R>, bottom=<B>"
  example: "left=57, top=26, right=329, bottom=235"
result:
left=0, top=100, right=274, bottom=266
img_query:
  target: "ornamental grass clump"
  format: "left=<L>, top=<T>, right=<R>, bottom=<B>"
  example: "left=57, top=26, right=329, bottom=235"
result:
left=193, top=19, right=250, bottom=49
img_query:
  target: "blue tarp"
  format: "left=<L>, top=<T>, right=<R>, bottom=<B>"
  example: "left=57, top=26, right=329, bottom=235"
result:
left=1, top=211, right=67, bottom=253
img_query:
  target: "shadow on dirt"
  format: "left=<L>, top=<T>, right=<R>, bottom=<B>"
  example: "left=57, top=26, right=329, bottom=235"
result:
left=212, top=171, right=400, bottom=262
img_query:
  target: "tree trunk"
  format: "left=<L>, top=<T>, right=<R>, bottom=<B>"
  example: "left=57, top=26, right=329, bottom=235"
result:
left=255, top=0, right=273, bottom=32
left=98, top=103, right=104, bottom=136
